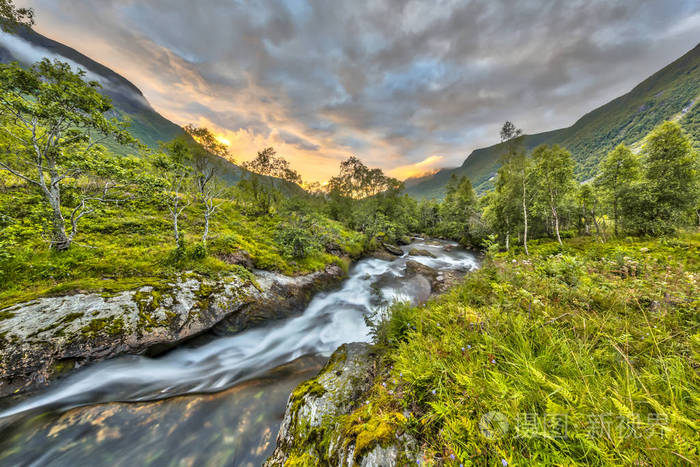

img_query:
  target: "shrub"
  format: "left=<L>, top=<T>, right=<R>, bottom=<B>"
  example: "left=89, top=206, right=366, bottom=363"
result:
left=275, top=219, right=321, bottom=259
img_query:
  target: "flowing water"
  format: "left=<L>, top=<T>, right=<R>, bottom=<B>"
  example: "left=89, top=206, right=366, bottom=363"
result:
left=0, top=241, right=478, bottom=466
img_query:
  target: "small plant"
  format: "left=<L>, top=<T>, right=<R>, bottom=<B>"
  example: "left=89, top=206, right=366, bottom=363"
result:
left=190, top=243, right=207, bottom=260
left=168, top=236, right=188, bottom=264
left=482, top=234, right=500, bottom=257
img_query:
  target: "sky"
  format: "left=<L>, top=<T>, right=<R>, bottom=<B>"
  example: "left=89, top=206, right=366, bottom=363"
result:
left=16, top=0, right=700, bottom=181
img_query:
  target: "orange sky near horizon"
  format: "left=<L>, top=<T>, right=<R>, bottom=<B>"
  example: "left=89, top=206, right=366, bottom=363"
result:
left=18, top=0, right=700, bottom=184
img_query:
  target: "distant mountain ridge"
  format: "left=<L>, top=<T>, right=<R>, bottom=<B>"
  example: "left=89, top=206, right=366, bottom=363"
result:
left=0, top=27, right=184, bottom=151
left=407, top=42, right=700, bottom=199
left=0, top=27, right=276, bottom=188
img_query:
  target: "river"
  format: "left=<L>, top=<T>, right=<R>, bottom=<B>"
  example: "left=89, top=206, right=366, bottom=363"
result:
left=0, top=240, right=478, bottom=466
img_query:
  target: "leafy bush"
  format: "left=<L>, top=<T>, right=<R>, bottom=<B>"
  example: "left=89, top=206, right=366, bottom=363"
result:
left=275, top=217, right=322, bottom=259
left=367, top=302, right=417, bottom=349
left=536, top=254, right=584, bottom=286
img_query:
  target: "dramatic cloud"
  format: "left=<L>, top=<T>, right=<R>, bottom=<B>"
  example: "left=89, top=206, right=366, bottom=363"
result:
left=16, top=0, right=700, bottom=181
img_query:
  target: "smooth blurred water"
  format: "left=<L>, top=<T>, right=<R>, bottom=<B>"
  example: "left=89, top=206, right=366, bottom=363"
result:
left=0, top=241, right=477, bottom=466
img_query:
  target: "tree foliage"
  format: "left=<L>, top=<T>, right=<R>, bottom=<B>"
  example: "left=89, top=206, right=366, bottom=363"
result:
left=0, top=0, right=33, bottom=32
left=638, top=121, right=698, bottom=234
left=594, top=144, right=640, bottom=235
left=328, top=156, right=402, bottom=200
left=0, top=59, right=136, bottom=250
left=532, top=144, right=575, bottom=245
left=243, top=147, right=301, bottom=184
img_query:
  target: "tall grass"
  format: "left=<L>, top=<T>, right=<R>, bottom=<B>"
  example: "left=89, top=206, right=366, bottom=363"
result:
left=358, top=234, right=699, bottom=465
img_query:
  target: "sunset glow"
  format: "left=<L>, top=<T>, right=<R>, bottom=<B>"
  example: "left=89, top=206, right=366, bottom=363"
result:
left=215, top=135, right=231, bottom=147
left=19, top=0, right=700, bottom=182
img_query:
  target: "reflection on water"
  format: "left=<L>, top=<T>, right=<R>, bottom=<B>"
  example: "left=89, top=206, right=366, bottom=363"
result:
left=0, top=356, right=325, bottom=467
left=0, top=241, right=477, bottom=466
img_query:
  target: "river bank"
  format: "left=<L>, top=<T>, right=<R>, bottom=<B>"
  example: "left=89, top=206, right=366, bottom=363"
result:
left=0, top=263, right=345, bottom=398
left=0, top=240, right=479, bottom=466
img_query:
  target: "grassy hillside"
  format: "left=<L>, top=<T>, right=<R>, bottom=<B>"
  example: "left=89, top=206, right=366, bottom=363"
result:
left=0, top=176, right=363, bottom=309
left=408, top=42, right=700, bottom=198
left=350, top=233, right=700, bottom=465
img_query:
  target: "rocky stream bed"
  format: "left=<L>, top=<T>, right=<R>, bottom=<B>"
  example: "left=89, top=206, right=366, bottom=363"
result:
left=0, top=240, right=478, bottom=466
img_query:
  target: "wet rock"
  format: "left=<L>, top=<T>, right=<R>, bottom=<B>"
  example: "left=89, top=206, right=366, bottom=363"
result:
left=396, top=236, right=412, bottom=246
left=371, top=250, right=398, bottom=261
left=404, top=260, right=467, bottom=296
left=382, top=244, right=404, bottom=256
left=215, top=264, right=345, bottom=334
left=405, top=260, right=438, bottom=279
left=0, top=265, right=346, bottom=398
left=408, top=248, right=436, bottom=258
left=216, top=249, right=254, bottom=270
left=405, top=274, right=432, bottom=305
left=265, top=343, right=421, bottom=466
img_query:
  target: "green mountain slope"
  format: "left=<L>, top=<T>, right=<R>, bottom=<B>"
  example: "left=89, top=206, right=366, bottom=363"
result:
left=0, top=28, right=305, bottom=190
left=0, top=27, right=184, bottom=151
left=407, top=42, right=700, bottom=198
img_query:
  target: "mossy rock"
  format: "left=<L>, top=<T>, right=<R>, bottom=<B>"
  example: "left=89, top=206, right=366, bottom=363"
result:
left=408, top=248, right=436, bottom=258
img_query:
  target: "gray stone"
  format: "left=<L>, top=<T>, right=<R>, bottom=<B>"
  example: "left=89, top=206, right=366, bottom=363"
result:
left=408, top=248, right=436, bottom=258
left=0, top=265, right=346, bottom=398
left=265, top=343, right=422, bottom=466
left=405, top=260, right=438, bottom=279
left=382, top=244, right=403, bottom=256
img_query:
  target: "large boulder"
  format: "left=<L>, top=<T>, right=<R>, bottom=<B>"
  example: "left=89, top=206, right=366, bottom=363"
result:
left=407, top=248, right=436, bottom=258
left=405, top=259, right=438, bottom=279
left=0, top=265, right=346, bottom=398
left=265, top=343, right=421, bottom=466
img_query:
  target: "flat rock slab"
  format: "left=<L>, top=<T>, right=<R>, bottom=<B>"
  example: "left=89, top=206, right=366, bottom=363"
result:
left=0, top=265, right=345, bottom=398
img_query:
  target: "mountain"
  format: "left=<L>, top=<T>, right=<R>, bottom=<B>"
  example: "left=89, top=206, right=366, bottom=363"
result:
left=0, top=27, right=184, bottom=151
left=407, top=42, right=700, bottom=199
left=0, top=27, right=252, bottom=186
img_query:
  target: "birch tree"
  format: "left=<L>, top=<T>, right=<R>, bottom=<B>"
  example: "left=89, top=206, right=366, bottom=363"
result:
left=532, top=144, right=575, bottom=246
left=499, top=121, right=532, bottom=255
left=595, top=144, right=640, bottom=236
left=157, top=139, right=192, bottom=245
left=0, top=59, right=135, bottom=250
left=184, top=125, right=231, bottom=248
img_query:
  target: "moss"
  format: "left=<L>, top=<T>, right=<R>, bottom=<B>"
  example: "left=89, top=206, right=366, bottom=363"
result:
left=133, top=286, right=174, bottom=332
left=51, top=359, right=76, bottom=376
left=341, top=388, right=407, bottom=462
left=62, top=312, right=84, bottom=324
left=0, top=311, right=16, bottom=321
left=27, top=311, right=85, bottom=338
left=80, top=317, right=125, bottom=339
left=351, top=412, right=406, bottom=459
left=0, top=276, right=171, bottom=310
left=325, top=345, right=348, bottom=370
left=290, top=378, right=327, bottom=423
left=283, top=452, right=318, bottom=467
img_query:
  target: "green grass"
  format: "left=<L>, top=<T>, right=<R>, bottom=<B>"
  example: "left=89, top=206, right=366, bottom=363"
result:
left=356, top=233, right=699, bottom=465
left=0, top=179, right=364, bottom=309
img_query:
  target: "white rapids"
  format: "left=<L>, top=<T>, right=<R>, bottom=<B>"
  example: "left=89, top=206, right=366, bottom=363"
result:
left=0, top=240, right=478, bottom=420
